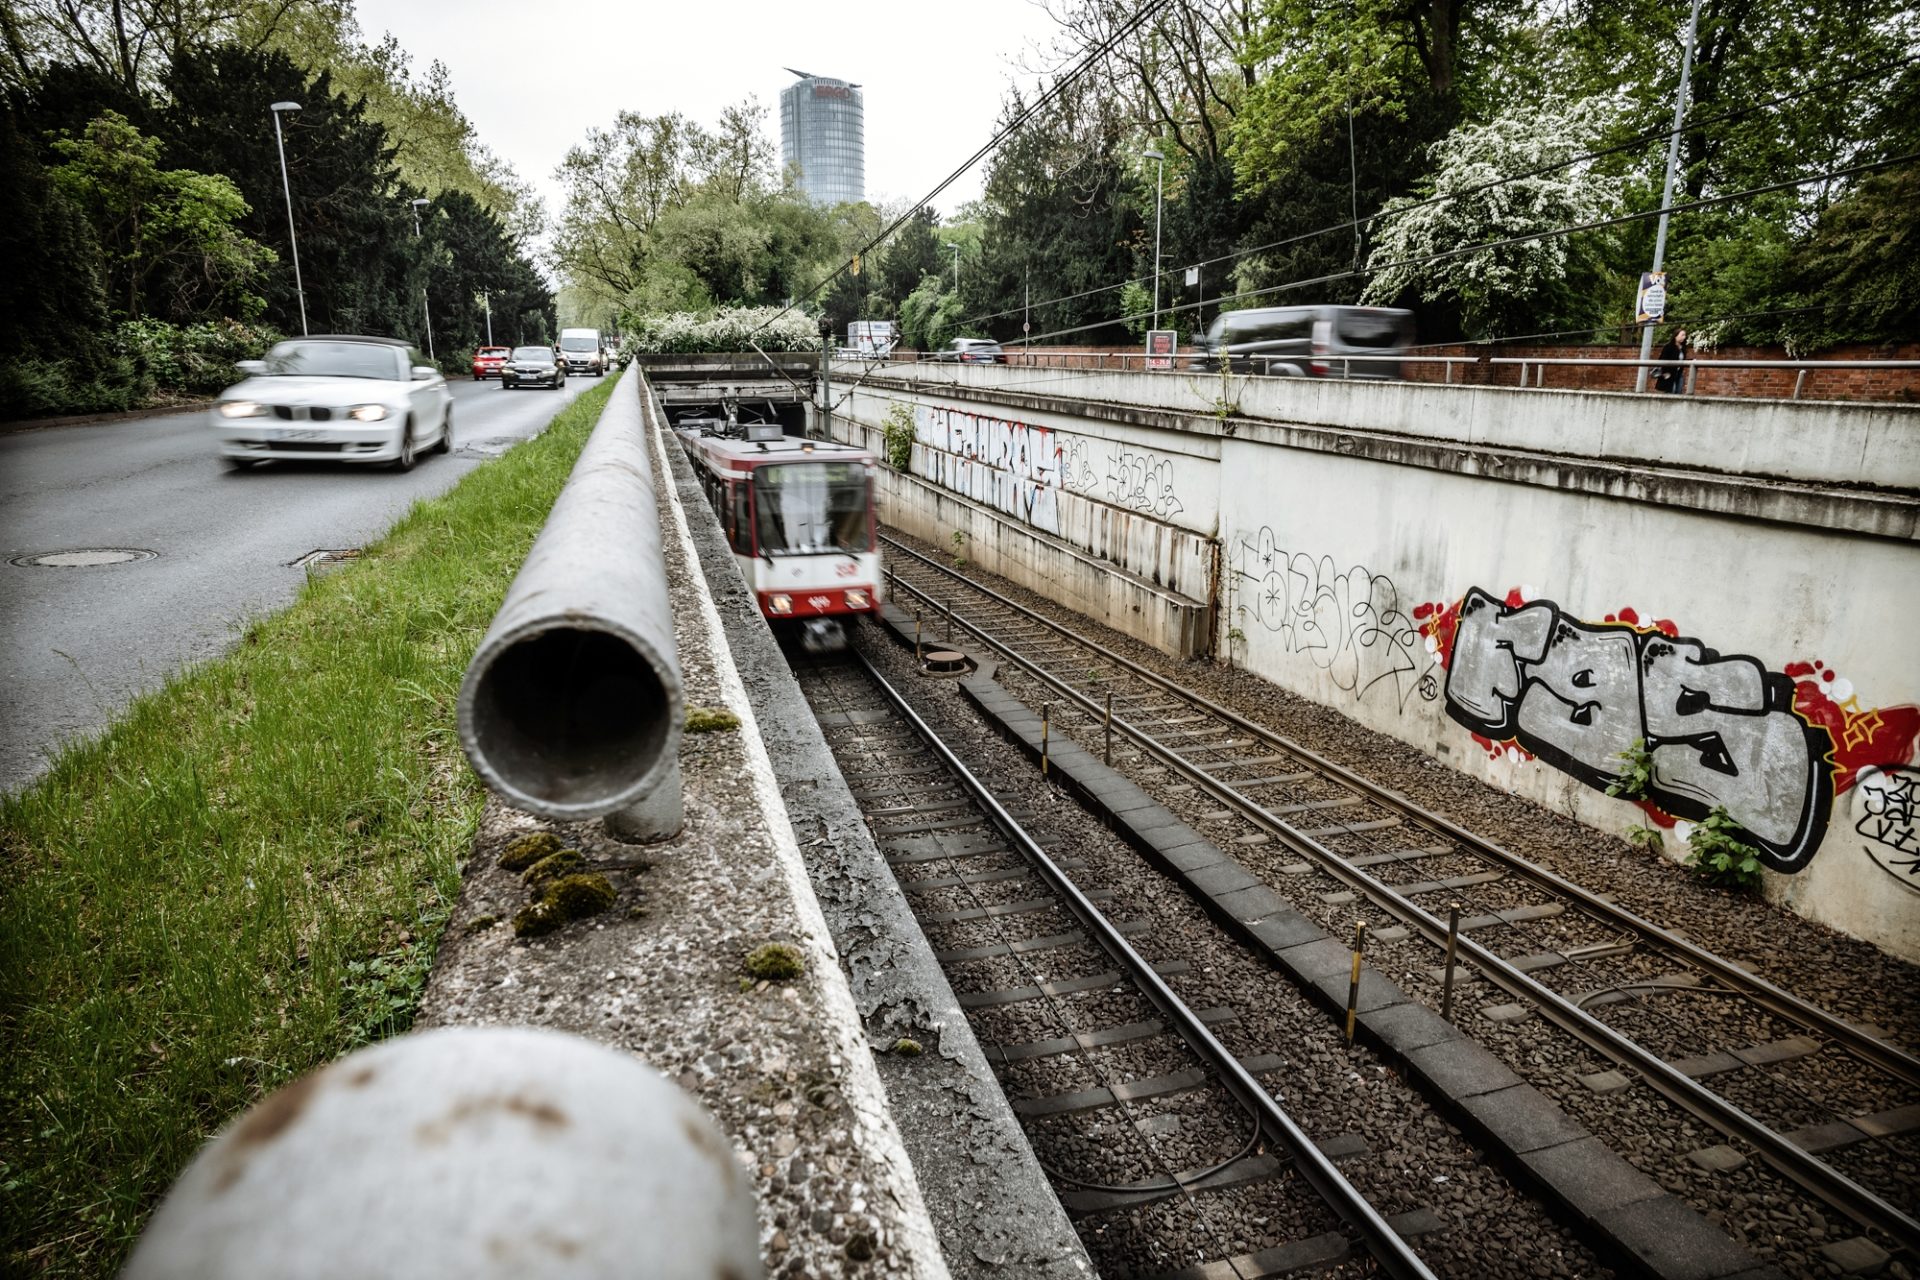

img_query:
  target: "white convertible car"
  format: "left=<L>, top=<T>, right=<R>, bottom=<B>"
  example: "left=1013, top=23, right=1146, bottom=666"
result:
left=211, top=335, right=453, bottom=472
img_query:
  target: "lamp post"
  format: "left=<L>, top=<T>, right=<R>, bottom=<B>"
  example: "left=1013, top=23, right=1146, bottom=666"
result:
left=482, top=290, right=493, bottom=345
left=948, top=242, right=960, bottom=294
left=269, top=101, right=307, bottom=336
left=1143, top=147, right=1166, bottom=333
left=1635, top=0, right=1703, bottom=392
left=409, top=197, right=434, bottom=360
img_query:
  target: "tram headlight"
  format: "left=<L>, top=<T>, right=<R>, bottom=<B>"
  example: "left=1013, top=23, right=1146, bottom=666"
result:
left=769, top=593, right=794, bottom=615
left=844, top=589, right=871, bottom=610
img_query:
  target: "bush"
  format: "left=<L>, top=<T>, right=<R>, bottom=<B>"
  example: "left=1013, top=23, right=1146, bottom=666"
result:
left=114, top=318, right=280, bottom=396
left=0, top=354, right=143, bottom=418
left=619, top=305, right=818, bottom=354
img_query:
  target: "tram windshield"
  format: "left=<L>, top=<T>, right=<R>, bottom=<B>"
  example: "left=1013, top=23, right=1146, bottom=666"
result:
left=753, top=462, right=872, bottom=555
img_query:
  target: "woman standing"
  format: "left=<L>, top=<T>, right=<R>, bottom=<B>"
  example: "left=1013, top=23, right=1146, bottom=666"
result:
left=1655, top=328, right=1689, bottom=393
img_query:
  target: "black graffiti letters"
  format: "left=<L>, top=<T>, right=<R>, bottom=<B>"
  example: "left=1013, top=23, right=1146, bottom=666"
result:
left=1443, top=588, right=1834, bottom=873
left=1854, top=765, right=1920, bottom=889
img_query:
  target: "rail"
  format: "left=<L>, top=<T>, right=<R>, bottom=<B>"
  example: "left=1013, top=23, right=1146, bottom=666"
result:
left=456, top=371, right=685, bottom=842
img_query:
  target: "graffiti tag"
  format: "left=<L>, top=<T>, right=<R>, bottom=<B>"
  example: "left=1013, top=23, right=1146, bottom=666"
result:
left=1853, top=765, right=1920, bottom=891
left=1232, top=529, right=1438, bottom=713
left=1442, top=587, right=1834, bottom=873
left=1104, top=446, right=1184, bottom=519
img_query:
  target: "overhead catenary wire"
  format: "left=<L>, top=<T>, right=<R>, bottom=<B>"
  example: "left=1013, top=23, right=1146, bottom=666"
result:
left=746, top=0, right=1180, bottom=340
left=945, top=50, right=1920, bottom=338
left=994, top=151, right=1920, bottom=348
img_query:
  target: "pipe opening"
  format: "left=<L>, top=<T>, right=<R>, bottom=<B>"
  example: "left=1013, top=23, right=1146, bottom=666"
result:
left=469, top=627, right=673, bottom=809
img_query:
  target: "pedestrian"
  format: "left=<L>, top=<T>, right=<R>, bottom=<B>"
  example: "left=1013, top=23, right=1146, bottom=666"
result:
left=1655, top=328, right=1689, bottom=393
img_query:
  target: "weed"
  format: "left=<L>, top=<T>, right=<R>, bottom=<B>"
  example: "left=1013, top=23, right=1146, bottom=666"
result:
left=1684, top=808, right=1766, bottom=891
left=0, top=376, right=620, bottom=1273
left=880, top=403, right=915, bottom=471
left=1604, top=738, right=1656, bottom=801
left=949, top=528, right=971, bottom=569
left=1623, top=824, right=1666, bottom=853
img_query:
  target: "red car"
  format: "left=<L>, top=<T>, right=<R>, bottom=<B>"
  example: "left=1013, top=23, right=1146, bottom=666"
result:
left=471, top=346, right=510, bottom=380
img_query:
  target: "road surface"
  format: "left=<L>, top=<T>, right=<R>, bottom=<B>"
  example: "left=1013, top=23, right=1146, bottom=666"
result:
left=0, top=375, right=599, bottom=794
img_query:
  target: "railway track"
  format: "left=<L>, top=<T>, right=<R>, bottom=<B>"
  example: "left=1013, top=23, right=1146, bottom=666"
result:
left=878, top=531, right=1920, bottom=1262
left=796, top=649, right=1443, bottom=1279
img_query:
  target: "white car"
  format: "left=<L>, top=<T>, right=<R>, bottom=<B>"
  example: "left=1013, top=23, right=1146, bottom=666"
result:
left=211, top=335, right=454, bottom=472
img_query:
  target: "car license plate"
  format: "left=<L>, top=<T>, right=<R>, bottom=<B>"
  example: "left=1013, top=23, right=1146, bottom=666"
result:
left=277, top=429, right=324, bottom=442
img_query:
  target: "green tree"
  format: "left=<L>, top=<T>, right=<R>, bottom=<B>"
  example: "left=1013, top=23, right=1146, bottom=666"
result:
left=49, top=109, right=272, bottom=320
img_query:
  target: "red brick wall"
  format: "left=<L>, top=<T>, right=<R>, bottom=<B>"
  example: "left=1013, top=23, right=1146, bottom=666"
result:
left=972, top=342, right=1920, bottom=403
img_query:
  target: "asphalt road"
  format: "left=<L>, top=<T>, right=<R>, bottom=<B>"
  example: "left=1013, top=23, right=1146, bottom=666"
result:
left=0, top=374, right=600, bottom=794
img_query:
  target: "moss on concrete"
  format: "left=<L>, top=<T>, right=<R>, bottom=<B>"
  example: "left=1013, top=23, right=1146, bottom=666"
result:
left=685, top=705, right=742, bottom=734
left=743, top=941, right=805, bottom=981
left=520, top=849, right=586, bottom=890
left=511, top=872, right=617, bottom=938
left=498, top=830, right=565, bottom=871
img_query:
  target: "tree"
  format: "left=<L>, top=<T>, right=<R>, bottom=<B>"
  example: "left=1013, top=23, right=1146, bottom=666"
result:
left=1361, top=96, right=1625, bottom=338
left=0, top=101, right=110, bottom=362
left=48, top=109, right=272, bottom=320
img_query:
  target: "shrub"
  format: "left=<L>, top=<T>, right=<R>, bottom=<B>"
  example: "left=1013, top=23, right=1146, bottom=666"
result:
left=1684, top=808, right=1766, bottom=891
left=619, top=305, right=819, bottom=354
left=881, top=403, right=915, bottom=470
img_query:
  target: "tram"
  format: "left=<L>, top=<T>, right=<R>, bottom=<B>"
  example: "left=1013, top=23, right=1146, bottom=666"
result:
left=677, top=420, right=883, bottom=648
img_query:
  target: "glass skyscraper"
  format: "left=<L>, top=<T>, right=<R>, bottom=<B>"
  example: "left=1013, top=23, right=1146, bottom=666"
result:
left=780, top=73, right=864, bottom=206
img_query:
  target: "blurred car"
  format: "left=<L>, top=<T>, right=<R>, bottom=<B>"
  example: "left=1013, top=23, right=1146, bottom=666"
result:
left=210, top=335, right=452, bottom=472
left=501, top=345, right=567, bottom=390
left=471, top=345, right=510, bottom=379
left=933, top=338, right=1006, bottom=364
left=1188, top=305, right=1414, bottom=378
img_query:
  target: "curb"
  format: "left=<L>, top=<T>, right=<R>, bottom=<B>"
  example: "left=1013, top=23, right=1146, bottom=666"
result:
left=1, top=401, right=215, bottom=435
left=874, top=602, right=1783, bottom=1280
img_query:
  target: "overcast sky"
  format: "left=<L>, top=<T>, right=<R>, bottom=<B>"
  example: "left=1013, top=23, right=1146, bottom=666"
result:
left=353, top=0, right=1066, bottom=224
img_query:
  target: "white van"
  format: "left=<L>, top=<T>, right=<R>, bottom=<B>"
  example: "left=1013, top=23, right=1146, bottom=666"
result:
left=557, top=328, right=607, bottom=376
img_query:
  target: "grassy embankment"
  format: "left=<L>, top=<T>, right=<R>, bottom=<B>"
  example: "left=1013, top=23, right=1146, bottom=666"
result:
left=0, top=376, right=619, bottom=1276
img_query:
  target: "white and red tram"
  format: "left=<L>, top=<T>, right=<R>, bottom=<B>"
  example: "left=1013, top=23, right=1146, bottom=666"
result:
left=679, top=425, right=883, bottom=643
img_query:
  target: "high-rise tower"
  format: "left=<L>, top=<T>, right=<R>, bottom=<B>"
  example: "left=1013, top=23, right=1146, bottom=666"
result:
left=779, top=71, right=864, bottom=206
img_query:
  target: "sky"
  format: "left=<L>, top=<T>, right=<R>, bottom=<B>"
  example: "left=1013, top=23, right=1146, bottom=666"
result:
left=352, top=0, right=1068, bottom=223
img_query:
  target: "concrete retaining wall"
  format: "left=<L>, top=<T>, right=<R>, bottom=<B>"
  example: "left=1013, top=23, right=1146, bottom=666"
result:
left=837, top=362, right=1920, bottom=961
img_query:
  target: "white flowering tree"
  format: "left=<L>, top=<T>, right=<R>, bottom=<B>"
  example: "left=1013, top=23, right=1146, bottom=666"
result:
left=1362, top=97, right=1625, bottom=339
left=622, top=306, right=820, bottom=354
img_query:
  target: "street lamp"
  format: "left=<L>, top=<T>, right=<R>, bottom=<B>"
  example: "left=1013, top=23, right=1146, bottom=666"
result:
left=482, top=290, right=493, bottom=346
left=1636, top=0, right=1703, bottom=392
left=948, top=242, right=960, bottom=294
left=409, top=197, right=434, bottom=360
left=1143, top=147, right=1166, bottom=333
left=269, top=101, right=307, bottom=336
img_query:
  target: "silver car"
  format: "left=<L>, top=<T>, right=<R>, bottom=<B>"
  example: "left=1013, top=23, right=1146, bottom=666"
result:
left=211, top=335, right=453, bottom=472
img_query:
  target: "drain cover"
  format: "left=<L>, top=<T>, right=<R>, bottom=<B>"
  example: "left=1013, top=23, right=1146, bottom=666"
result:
left=10, top=548, right=157, bottom=568
left=921, top=649, right=969, bottom=674
left=289, top=548, right=362, bottom=569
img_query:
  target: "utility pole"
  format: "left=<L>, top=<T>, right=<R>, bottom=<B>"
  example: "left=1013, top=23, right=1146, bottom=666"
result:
left=269, top=102, right=307, bottom=335
left=1636, top=0, right=1703, bottom=392
left=818, top=317, right=833, bottom=441
left=1144, top=148, right=1166, bottom=331
left=949, top=242, right=960, bottom=294
left=483, top=290, right=493, bottom=346
left=410, top=198, right=435, bottom=360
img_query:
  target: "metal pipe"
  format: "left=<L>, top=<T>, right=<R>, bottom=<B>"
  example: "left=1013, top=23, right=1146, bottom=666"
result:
left=1441, top=902, right=1462, bottom=1020
left=457, top=372, right=684, bottom=843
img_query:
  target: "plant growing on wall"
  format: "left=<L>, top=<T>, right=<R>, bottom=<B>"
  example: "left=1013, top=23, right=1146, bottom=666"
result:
left=1683, top=808, right=1766, bottom=891
left=881, top=403, right=914, bottom=471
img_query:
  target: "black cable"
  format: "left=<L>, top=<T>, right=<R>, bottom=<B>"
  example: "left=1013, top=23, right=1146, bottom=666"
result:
left=947, top=50, right=1920, bottom=336
left=746, top=0, right=1178, bottom=338
left=1003, top=152, right=1920, bottom=346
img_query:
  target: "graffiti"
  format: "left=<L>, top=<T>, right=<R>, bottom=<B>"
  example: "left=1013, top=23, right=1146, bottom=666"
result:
left=1232, top=528, right=1438, bottom=713
left=1783, top=660, right=1920, bottom=795
left=1104, top=446, right=1184, bottom=519
left=915, top=405, right=1067, bottom=534
left=1438, top=587, right=1834, bottom=873
left=1853, top=765, right=1920, bottom=890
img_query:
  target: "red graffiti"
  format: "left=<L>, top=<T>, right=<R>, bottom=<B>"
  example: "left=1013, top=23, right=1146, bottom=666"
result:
left=1784, top=660, right=1920, bottom=795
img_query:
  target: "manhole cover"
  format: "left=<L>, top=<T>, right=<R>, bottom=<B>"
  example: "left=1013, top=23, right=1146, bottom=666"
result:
left=921, top=649, right=970, bottom=674
left=10, top=548, right=157, bottom=568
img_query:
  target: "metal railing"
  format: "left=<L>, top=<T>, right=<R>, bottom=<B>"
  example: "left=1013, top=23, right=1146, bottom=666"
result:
left=849, top=349, right=1920, bottom=401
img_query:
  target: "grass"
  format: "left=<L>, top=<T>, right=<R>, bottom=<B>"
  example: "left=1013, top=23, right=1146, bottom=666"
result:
left=0, top=375, right=619, bottom=1276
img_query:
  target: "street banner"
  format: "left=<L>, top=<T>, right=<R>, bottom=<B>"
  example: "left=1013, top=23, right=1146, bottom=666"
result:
left=1146, top=329, right=1177, bottom=371
left=1636, top=271, right=1668, bottom=325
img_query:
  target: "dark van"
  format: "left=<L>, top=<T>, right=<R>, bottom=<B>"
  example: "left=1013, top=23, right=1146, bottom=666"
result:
left=1188, top=305, right=1415, bottom=379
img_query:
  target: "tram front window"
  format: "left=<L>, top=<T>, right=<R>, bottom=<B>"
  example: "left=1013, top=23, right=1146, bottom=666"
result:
left=754, top=462, right=872, bottom=555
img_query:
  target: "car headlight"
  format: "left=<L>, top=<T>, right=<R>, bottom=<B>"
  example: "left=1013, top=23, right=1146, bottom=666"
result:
left=218, top=400, right=265, bottom=418
left=349, top=404, right=389, bottom=422
left=768, top=594, right=794, bottom=615
left=844, top=589, right=870, bottom=610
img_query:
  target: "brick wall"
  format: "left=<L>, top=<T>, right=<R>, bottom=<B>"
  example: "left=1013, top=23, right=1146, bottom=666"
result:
left=978, top=342, right=1920, bottom=403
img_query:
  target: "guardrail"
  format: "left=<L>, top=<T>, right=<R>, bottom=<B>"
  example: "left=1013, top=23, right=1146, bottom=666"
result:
left=859, top=349, right=1920, bottom=401
left=456, top=371, right=685, bottom=842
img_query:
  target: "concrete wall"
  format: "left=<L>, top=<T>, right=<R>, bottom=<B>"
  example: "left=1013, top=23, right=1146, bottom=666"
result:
left=836, top=362, right=1920, bottom=961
